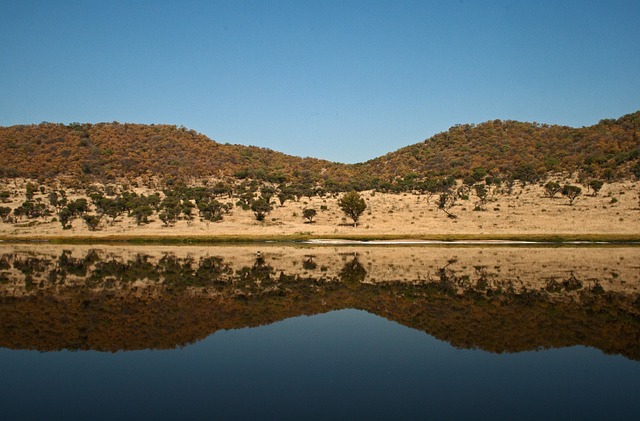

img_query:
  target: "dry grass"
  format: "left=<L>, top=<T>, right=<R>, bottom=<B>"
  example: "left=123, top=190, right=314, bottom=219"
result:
left=1, top=179, right=639, bottom=242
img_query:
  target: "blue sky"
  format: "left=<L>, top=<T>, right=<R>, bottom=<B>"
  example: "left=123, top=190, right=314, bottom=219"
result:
left=1, top=1, right=639, bottom=163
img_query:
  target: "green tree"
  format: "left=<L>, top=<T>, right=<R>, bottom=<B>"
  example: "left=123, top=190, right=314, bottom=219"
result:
left=48, top=191, right=60, bottom=208
left=182, top=201, right=195, bottom=221
left=303, top=208, right=317, bottom=223
left=101, top=197, right=125, bottom=223
left=562, top=184, right=582, bottom=205
left=158, top=210, right=177, bottom=226
left=277, top=184, right=296, bottom=206
left=198, top=199, right=227, bottom=222
left=0, top=206, right=11, bottom=222
left=58, top=207, right=73, bottom=229
left=473, top=184, right=488, bottom=210
left=588, top=179, right=604, bottom=196
left=437, top=190, right=457, bottom=218
left=83, top=214, right=102, bottom=231
left=159, top=195, right=182, bottom=226
left=67, top=198, right=89, bottom=216
left=211, top=181, right=233, bottom=198
left=251, top=198, right=272, bottom=221
left=338, top=191, right=367, bottom=227
left=512, top=163, right=540, bottom=185
left=147, top=193, right=162, bottom=211
left=260, top=185, right=276, bottom=204
left=25, top=183, right=37, bottom=201
left=544, top=181, right=562, bottom=198
left=132, top=205, right=153, bottom=225
left=14, top=200, right=50, bottom=219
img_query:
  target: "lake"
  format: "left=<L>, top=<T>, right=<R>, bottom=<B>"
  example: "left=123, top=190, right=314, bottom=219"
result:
left=1, top=244, right=639, bottom=420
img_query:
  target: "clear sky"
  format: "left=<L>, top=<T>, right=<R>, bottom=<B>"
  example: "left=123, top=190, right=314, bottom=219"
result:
left=1, top=1, right=639, bottom=163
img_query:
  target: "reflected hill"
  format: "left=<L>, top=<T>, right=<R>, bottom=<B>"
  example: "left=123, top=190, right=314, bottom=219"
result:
left=1, top=244, right=639, bottom=359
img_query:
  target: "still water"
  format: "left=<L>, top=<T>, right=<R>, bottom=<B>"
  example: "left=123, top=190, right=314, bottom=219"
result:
left=1, top=244, right=639, bottom=420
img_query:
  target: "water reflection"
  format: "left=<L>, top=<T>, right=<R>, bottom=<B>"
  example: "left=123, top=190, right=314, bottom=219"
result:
left=1, top=244, right=639, bottom=360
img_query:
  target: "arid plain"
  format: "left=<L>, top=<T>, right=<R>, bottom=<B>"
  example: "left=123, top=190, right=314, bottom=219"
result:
left=1, top=178, right=639, bottom=240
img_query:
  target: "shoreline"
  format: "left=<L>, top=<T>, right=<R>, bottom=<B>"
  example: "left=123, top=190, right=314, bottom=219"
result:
left=2, top=233, right=640, bottom=245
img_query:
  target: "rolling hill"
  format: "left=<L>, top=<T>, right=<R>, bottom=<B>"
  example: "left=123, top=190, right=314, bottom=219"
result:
left=1, top=111, right=638, bottom=190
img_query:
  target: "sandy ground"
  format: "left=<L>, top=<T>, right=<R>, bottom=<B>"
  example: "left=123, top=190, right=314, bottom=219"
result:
left=0, top=178, right=639, bottom=239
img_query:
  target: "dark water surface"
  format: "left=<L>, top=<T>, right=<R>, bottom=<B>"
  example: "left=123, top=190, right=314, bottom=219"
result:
left=1, top=244, right=639, bottom=420
left=3, top=309, right=640, bottom=420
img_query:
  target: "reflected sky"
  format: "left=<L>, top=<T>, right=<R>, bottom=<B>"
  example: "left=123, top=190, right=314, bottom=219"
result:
left=2, top=309, right=639, bottom=420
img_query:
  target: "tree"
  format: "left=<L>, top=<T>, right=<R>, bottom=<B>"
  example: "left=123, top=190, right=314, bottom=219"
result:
left=437, top=190, right=457, bottom=218
left=417, top=178, right=437, bottom=203
left=588, top=179, right=604, bottom=196
left=338, top=191, right=366, bottom=227
left=53, top=190, right=68, bottom=209
left=67, top=198, right=89, bottom=216
left=14, top=200, right=50, bottom=219
left=58, top=207, right=73, bottom=229
left=277, top=191, right=292, bottom=207
left=301, top=183, right=317, bottom=200
left=159, top=195, right=182, bottom=226
left=151, top=194, right=164, bottom=211
left=25, top=183, right=37, bottom=201
left=512, top=163, right=540, bottom=185
left=260, top=185, right=276, bottom=204
left=132, top=205, right=153, bottom=225
left=211, top=181, right=233, bottom=198
left=303, top=208, right=317, bottom=223
left=473, top=183, right=488, bottom=210
left=277, top=184, right=295, bottom=206
left=198, top=199, right=227, bottom=222
left=83, top=214, right=102, bottom=231
left=182, top=201, right=195, bottom=221
left=0, top=206, right=11, bottom=222
left=562, top=184, right=582, bottom=205
left=251, top=198, right=272, bottom=221
left=158, top=210, right=177, bottom=226
left=544, top=181, right=562, bottom=198
left=101, top=197, right=125, bottom=223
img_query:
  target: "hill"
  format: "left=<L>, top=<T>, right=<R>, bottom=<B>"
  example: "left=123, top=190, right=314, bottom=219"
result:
left=0, top=122, right=354, bottom=187
left=364, top=111, right=640, bottom=185
left=0, top=111, right=638, bottom=190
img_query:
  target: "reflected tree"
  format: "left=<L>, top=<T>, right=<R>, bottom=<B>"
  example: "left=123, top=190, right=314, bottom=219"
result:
left=302, top=256, right=317, bottom=270
left=339, top=255, right=367, bottom=284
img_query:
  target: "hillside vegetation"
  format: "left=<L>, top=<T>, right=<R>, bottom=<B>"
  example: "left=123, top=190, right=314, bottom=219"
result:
left=0, top=122, right=352, bottom=186
left=365, top=111, right=640, bottom=185
left=1, top=111, right=638, bottom=190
